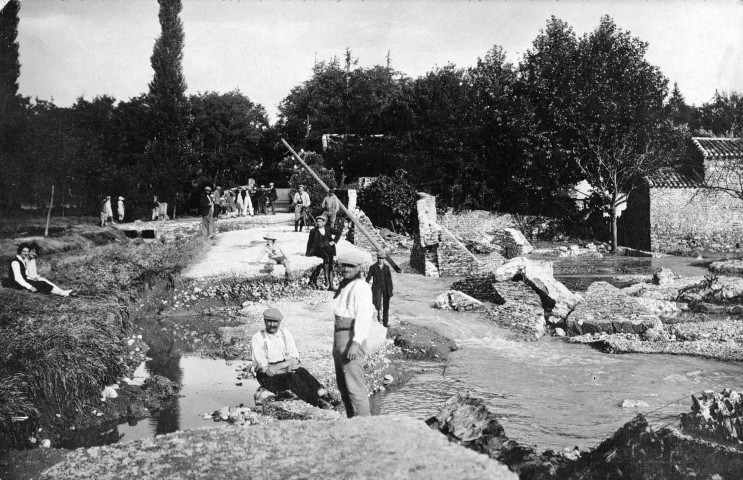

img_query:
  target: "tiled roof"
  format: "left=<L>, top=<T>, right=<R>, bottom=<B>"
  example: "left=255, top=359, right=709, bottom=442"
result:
left=647, top=169, right=700, bottom=188
left=693, top=137, right=743, bottom=158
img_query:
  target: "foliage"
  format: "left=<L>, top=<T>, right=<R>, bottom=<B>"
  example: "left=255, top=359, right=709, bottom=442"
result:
left=0, top=0, right=20, bottom=119
left=357, top=169, right=417, bottom=233
left=287, top=152, right=337, bottom=216
left=189, top=89, right=270, bottom=188
left=696, top=91, right=743, bottom=138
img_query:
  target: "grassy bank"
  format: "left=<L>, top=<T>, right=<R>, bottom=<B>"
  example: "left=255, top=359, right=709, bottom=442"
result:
left=0, top=235, right=208, bottom=450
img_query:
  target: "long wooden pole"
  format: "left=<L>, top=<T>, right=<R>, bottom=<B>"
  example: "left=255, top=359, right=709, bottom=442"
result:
left=281, top=138, right=401, bottom=273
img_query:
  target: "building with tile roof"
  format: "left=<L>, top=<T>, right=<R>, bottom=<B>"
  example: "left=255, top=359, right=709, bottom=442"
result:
left=619, top=138, right=743, bottom=254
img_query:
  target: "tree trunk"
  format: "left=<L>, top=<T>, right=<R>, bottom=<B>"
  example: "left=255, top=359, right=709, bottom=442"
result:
left=610, top=193, right=618, bottom=252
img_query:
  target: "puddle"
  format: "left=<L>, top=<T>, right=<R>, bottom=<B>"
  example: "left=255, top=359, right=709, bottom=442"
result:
left=118, top=356, right=259, bottom=443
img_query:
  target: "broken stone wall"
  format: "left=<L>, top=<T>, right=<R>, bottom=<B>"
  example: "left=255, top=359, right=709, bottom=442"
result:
left=411, top=193, right=482, bottom=277
left=439, top=209, right=515, bottom=235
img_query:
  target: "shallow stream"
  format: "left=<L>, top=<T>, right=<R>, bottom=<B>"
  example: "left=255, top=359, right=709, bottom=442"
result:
left=89, top=253, right=743, bottom=452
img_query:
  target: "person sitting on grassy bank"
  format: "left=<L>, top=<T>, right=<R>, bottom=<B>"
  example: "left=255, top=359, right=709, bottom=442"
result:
left=251, top=308, right=335, bottom=409
left=26, top=242, right=76, bottom=297
left=8, top=242, right=73, bottom=296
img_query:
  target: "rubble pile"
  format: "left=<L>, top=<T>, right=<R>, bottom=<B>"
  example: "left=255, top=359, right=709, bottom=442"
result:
left=681, top=389, right=743, bottom=444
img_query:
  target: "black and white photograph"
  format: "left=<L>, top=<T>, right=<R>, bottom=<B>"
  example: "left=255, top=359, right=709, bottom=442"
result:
left=1, top=0, right=743, bottom=478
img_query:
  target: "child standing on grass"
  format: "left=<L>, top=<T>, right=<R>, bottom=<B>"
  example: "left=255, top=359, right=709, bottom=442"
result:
left=255, top=234, right=292, bottom=280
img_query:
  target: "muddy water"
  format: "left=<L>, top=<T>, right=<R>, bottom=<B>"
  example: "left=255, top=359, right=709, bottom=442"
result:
left=378, top=256, right=743, bottom=451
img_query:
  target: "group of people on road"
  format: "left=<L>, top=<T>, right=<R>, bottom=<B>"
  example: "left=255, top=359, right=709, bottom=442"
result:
left=211, top=184, right=279, bottom=219
left=8, top=242, right=75, bottom=297
left=251, top=246, right=388, bottom=418
left=99, top=195, right=125, bottom=227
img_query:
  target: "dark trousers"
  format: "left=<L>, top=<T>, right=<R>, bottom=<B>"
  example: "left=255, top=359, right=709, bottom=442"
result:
left=256, top=367, right=323, bottom=406
left=268, top=199, right=275, bottom=214
left=309, top=251, right=334, bottom=286
left=373, top=290, right=390, bottom=326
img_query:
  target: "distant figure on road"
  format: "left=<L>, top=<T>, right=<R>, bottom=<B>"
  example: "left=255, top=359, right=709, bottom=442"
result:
left=255, top=234, right=292, bottom=280
left=99, top=196, right=108, bottom=227
left=251, top=308, right=335, bottom=409
left=293, top=185, right=311, bottom=232
left=8, top=243, right=72, bottom=297
left=117, top=196, right=125, bottom=222
left=366, top=250, right=393, bottom=327
left=198, top=186, right=215, bottom=239
left=104, top=196, right=114, bottom=224
left=332, top=249, right=373, bottom=418
left=268, top=182, right=278, bottom=215
left=321, top=188, right=341, bottom=230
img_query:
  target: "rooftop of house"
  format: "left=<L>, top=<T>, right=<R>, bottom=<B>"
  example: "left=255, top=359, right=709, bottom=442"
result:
left=693, top=137, right=743, bottom=158
left=646, top=168, right=700, bottom=189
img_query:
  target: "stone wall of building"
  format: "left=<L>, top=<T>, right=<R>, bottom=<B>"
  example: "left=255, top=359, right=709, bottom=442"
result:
left=649, top=188, right=743, bottom=254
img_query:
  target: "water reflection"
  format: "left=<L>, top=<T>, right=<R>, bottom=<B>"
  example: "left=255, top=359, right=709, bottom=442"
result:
left=144, top=328, right=184, bottom=435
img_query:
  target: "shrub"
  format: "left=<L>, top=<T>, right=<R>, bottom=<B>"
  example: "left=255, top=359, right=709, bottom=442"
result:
left=357, top=169, right=417, bottom=234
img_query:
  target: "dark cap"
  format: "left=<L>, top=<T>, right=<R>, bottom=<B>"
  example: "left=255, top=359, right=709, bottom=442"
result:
left=263, top=308, right=283, bottom=321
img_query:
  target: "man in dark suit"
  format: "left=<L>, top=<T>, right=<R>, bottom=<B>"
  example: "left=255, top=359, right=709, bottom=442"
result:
left=305, top=214, right=342, bottom=290
left=268, top=182, right=278, bottom=215
left=365, top=250, right=393, bottom=327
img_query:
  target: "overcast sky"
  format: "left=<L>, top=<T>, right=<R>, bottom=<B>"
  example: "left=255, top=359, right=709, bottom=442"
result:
left=10, top=0, right=743, bottom=122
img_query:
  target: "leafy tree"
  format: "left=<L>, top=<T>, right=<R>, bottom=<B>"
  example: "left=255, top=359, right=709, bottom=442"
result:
left=277, top=50, right=411, bottom=182
left=189, top=89, right=270, bottom=188
left=666, top=82, right=698, bottom=129
left=569, top=16, right=676, bottom=250
left=0, top=0, right=20, bottom=120
left=357, top=169, right=417, bottom=233
left=146, top=0, right=193, bottom=205
left=697, top=90, right=743, bottom=137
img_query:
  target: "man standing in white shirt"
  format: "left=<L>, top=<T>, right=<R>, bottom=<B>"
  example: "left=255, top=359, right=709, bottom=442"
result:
left=332, top=249, right=374, bottom=417
left=292, top=185, right=311, bottom=232
left=251, top=308, right=332, bottom=408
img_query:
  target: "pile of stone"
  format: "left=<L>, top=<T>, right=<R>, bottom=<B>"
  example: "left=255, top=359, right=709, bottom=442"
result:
left=206, top=405, right=268, bottom=426
left=710, top=259, right=743, bottom=274
left=450, top=274, right=505, bottom=304
left=567, top=282, right=661, bottom=336
left=623, top=268, right=743, bottom=307
left=681, top=389, right=743, bottom=444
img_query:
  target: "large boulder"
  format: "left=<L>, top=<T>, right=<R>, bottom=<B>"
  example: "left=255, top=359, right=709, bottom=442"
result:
left=435, top=290, right=486, bottom=312
left=567, top=282, right=662, bottom=336
left=492, top=228, right=533, bottom=259
left=488, top=281, right=547, bottom=340
left=521, top=264, right=582, bottom=320
left=493, top=257, right=553, bottom=282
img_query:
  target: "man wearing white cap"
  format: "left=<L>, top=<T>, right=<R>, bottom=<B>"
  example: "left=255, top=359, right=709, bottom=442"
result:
left=251, top=308, right=333, bottom=408
left=332, top=248, right=373, bottom=417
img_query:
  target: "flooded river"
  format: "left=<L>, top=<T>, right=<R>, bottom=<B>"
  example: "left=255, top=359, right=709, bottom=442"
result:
left=97, top=253, right=743, bottom=452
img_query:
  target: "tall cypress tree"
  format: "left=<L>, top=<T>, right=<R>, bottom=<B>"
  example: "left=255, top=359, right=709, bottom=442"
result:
left=146, top=0, right=192, bottom=202
left=0, top=0, right=21, bottom=120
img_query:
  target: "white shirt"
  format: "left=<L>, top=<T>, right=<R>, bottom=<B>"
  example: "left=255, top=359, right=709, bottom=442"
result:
left=250, top=328, right=300, bottom=372
left=333, top=278, right=374, bottom=344
left=293, top=191, right=311, bottom=207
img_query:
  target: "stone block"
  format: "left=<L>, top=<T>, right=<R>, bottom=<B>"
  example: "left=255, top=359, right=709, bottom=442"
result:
left=492, top=228, right=533, bottom=259
left=567, top=282, right=661, bottom=336
left=434, top=290, right=485, bottom=312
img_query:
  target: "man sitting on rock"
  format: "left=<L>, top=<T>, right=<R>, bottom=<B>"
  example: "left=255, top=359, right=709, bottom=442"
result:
left=251, top=308, right=335, bottom=409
